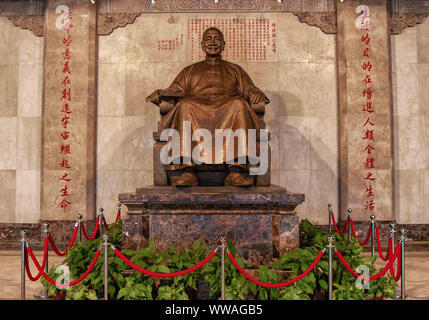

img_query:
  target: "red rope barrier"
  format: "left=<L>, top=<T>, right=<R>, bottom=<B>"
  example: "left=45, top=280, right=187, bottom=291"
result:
left=102, top=217, right=115, bottom=231
left=392, top=253, right=402, bottom=281
left=350, top=219, right=372, bottom=246
left=81, top=216, right=99, bottom=240
left=376, top=226, right=391, bottom=261
left=331, top=211, right=349, bottom=235
left=24, top=237, right=49, bottom=281
left=115, top=209, right=120, bottom=223
left=47, top=225, right=79, bottom=256
left=26, top=245, right=100, bottom=288
left=112, top=246, right=216, bottom=278
left=335, top=242, right=401, bottom=281
left=227, top=250, right=325, bottom=288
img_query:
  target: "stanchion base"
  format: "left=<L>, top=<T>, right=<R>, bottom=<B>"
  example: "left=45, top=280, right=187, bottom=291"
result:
left=33, top=289, right=51, bottom=300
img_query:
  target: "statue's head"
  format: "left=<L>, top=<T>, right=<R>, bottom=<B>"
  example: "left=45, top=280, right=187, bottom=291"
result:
left=201, top=27, right=225, bottom=57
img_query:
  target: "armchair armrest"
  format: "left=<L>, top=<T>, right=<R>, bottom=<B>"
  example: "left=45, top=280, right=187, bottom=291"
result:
left=250, top=101, right=266, bottom=115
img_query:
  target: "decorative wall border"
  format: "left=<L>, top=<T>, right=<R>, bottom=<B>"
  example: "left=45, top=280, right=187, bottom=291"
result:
left=4, top=1, right=428, bottom=37
left=390, top=12, right=429, bottom=34
left=7, top=15, right=44, bottom=37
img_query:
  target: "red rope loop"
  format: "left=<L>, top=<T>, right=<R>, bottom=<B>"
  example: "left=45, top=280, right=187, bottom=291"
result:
left=26, top=244, right=100, bottom=288
left=350, top=219, right=372, bottom=246
left=392, top=252, right=402, bottom=281
left=112, top=246, right=217, bottom=278
left=25, top=237, right=49, bottom=281
left=102, top=217, right=115, bottom=231
left=81, top=216, right=99, bottom=240
left=47, top=225, right=79, bottom=256
left=227, top=249, right=324, bottom=288
left=335, top=242, right=401, bottom=281
left=115, top=209, right=121, bottom=223
left=331, top=211, right=349, bottom=235
left=376, top=226, right=390, bottom=261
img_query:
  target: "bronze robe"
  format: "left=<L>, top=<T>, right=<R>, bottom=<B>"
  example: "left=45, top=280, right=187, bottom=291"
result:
left=148, top=56, right=269, bottom=165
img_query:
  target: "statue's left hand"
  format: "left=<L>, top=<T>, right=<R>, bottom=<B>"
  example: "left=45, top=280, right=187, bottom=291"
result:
left=249, top=89, right=266, bottom=104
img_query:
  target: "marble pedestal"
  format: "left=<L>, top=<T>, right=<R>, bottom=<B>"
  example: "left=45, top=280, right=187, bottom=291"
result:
left=119, top=185, right=304, bottom=266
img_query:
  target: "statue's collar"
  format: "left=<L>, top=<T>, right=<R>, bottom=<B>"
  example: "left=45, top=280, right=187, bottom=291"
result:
left=205, top=56, right=222, bottom=65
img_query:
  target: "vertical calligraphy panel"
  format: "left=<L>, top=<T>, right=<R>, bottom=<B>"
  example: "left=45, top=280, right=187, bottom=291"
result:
left=337, top=0, right=394, bottom=221
left=41, top=0, right=97, bottom=221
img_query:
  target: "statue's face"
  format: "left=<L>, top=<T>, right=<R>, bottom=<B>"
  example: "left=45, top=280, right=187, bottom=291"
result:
left=201, top=29, right=224, bottom=57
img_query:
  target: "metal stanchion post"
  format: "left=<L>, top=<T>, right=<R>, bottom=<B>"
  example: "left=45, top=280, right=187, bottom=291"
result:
left=328, top=203, right=332, bottom=233
left=77, top=214, right=82, bottom=242
left=21, top=230, right=26, bottom=300
left=347, top=208, right=352, bottom=242
left=34, top=223, right=50, bottom=299
left=102, top=234, right=109, bottom=300
left=98, top=208, right=104, bottom=237
left=327, top=236, right=334, bottom=300
left=399, top=228, right=406, bottom=300
left=390, top=223, right=396, bottom=256
left=370, top=215, right=376, bottom=256
left=220, top=237, right=225, bottom=300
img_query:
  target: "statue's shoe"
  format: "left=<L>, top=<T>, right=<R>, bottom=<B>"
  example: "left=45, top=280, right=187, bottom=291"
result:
left=224, top=172, right=253, bottom=187
left=175, top=172, right=198, bottom=187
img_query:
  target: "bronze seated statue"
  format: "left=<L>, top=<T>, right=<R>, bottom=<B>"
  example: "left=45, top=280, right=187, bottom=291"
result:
left=146, top=27, right=271, bottom=187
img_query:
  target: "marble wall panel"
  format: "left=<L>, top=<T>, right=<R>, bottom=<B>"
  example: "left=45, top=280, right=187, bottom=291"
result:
left=0, top=17, right=43, bottom=224
left=97, top=169, right=126, bottom=222
left=392, top=18, right=429, bottom=224
left=393, top=26, right=418, bottom=65
left=308, top=26, right=336, bottom=63
left=0, top=118, right=17, bottom=170
left=124, top=116, right=155, bottom=171
left=99, top=26, right=128, bottom=64
left=15, top=170, right=40, bottom=223
left=394, top=116, right=427, bottom=171
left=0, top=65, right=18, bottom=117
left=124, top=170, right=153, bottom=193
left=98, top=63, right=126, bottom=116
left=277, top=13, right=309, bottom=63
left=246, top=62, right=279, bottom=93
left=0, top=170, right=16, bottom=223
left=310, top=169, right=339, bottom=225
left=17, top=63, right=43, bottom=117
left=417, top=63, right=429, bottom=116
left=0, top=18, right=19, bottom=66
left=417, top=19, right=429, bottom=64
left=124, top=62, right=188, bottom=116
left=396, top=170, right=423, bottom=224
left=97, top=117, right=127, bottom=170
left=18, top=28, right=44, bottom=65
left=16, top=117, right=41, bottom=170
left=310, top=116, right=338, bottom=172
left=393, top=64, right=419, bottom=116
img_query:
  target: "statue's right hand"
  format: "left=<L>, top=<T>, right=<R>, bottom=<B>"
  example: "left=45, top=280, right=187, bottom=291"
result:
left=146, top=89, right=161, bottom=105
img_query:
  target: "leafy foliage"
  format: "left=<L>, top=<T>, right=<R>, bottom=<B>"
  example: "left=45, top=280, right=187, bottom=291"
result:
left=40, top=217, right=398, bottom=300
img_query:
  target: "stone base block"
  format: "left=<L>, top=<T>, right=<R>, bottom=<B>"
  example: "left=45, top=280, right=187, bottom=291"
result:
left=119, top=185, right=304, bottom=266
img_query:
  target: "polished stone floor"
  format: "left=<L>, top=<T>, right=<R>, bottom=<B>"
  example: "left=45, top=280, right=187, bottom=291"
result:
left=0, top=249, right=428, bottom=300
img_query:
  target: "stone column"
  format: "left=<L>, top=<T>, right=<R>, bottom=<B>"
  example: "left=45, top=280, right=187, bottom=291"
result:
left=337, top=0, right=394, bottom=221
left=41, top=0, right=97, bottom=222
